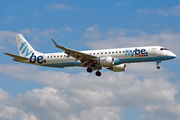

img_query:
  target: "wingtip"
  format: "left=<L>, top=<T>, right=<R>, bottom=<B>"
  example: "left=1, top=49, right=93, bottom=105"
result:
left=4, top=52, right=9, bottom=55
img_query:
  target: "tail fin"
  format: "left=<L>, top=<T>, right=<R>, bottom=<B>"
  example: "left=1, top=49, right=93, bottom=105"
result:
left=16, top=34, right=36, bottom=57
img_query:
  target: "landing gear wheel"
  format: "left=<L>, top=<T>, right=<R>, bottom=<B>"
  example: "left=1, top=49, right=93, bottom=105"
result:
left=157, top=66, right=160, bottom=69
left=95, top=71, right=101, bottom=77
left=87, top=67, right=92, bottom=73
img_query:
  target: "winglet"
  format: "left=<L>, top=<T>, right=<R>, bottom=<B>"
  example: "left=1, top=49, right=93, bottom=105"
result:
left=51, top=38, right=66, bottom=50
left=51, top=38, right=59, bottom=47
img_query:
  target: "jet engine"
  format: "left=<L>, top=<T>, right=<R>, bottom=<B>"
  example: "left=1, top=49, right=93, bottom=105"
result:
left=97, top=57, right=114, bottom=67
left=107, top=64, right=126, bottom=72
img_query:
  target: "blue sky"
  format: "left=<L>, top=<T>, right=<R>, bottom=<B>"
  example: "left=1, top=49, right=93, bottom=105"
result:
left=0, top=0, right=180, bottom=120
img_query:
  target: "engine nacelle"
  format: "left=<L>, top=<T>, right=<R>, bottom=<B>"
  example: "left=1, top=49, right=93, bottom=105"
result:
left=98, top=57, right=114, bottom=67
left=107, top=64, right=126, bottom=72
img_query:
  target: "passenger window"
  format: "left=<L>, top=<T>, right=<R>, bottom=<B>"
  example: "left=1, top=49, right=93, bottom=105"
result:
left=109, top=52, right=111, bottom=54
left=123, top=51, right=124, bottom=53
left=119, top=51, right=121, bottom=53
left=101, top=52, right=103, bottom=54
left=64, top=55, right=66, bottom=57
left=61, top=55, right=62, bottom=57
left=47, top=56, right=49, bottom=58
left=97, top=53, right=99, bottom=55
left=93, top=53, right=95, bottom=55
left=105, top=52, right=107, bottom=54
left=112, top=52, right=114, bottom=54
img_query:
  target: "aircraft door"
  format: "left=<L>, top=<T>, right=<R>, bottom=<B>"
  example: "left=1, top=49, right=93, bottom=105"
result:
left=152, top=48, right=156, bottom=56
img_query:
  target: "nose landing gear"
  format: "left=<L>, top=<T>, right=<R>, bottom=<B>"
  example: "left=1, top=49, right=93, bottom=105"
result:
left=157, top=66, right=160, bottom=69
left=156, top=60, right=161, bottom=69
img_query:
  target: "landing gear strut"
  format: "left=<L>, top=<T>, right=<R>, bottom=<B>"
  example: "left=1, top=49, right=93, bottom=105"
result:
left=156, top=60, right=161, bottom=69
left=95, top=70, right=101, bottom=77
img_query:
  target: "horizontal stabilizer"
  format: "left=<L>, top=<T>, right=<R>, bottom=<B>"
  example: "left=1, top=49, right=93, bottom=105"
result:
left=4, top=53, right=29, bottom=60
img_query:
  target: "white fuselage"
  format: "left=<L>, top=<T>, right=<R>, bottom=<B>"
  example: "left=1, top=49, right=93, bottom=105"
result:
left=17, top=46, right=176, bottom=68
left=6, top=34, right=176, bottom=76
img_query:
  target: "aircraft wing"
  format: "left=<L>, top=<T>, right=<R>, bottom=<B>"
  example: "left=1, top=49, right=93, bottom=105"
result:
left=4, top=53, right=29, bottom=60
left=51, top=39, right=99, bottom=66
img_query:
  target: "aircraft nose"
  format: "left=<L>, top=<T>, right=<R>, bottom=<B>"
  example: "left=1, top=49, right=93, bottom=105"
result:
left=169, top=52, right=177, bottom=59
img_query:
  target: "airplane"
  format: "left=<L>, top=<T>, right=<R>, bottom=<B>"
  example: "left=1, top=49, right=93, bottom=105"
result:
left=4, top=34, right=177, bottom=77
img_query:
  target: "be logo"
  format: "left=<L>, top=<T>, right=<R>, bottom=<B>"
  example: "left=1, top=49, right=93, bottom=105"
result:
left=30, top=53, right=46, bottom=64
left=125, top=48, right=148, bottom=57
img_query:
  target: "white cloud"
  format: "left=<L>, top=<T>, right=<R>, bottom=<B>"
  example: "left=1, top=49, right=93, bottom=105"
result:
left=0, top=87, right=123, bottom=120
left=72, top=89, right=114, bottom=105
left=63, top=27, right=72, bottom=33
left=33, top=9, right=43, bottom=18
left=127, top=63, right=175, bottom=78
left=45, top=3, right=73, bottom=10
left=116, top=1, right=129, bottom=6
left=0, top=106, right=39, bottom=120
left=6, top=15, right=20, bottom=20
left=137, top=4, right=180, bottom=17
left=4, top=15, right=20, bottom=23
left=19, top=28, right=61, bottom=43
left=0, top=64, right=178, bottom=104
left=83, top=25, right=101, bottom=39
left=0, top=31, right=16, bottom=49
left=0, top=88, right=9, bottom=102
left=84, top=26, right=180, bottom=58
left=148, top=23, right=162, bottom=29
left=0, top=88, right=39, bottom=120
left=0, top=28, right=61, bottom=50
left=20, top=28, right=60, bottom=38
left=157, top=4, right=180, bottom=17
left=137, top=8, right=154, bottom=15
left=0, top=63, right=180, bottom=119
left=18, top=87, right=70, bottom=109
left=0, top=26, right=179, bottom=120
left=78, top=106, right=122, bottom=120
left=141, top=103, right=180, bottom=120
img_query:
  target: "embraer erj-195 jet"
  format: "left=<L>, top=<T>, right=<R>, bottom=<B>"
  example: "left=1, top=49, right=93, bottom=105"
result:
left=5, top=34, right=176, bottom=76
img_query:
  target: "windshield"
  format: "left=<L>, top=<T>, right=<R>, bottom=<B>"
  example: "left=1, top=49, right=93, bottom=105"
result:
left=160, top=48, right=168, bottom=51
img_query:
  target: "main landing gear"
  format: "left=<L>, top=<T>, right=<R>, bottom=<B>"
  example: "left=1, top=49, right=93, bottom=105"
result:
left=86, top=67, right=102, bottom=77
left=95, top=70, right=101, bottom=77
left=156, top=60, right=161, bottom=69
left=87, top=67, right=93, bottom=73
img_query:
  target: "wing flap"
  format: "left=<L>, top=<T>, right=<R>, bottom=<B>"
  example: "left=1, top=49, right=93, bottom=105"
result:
left=4, top=53, right=29, bottom=60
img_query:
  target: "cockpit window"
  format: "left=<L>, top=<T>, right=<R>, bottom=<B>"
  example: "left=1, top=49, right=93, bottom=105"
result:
left=160, top=48, right=168, bottom=50
left=160, top=48, right=164, bottom=50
